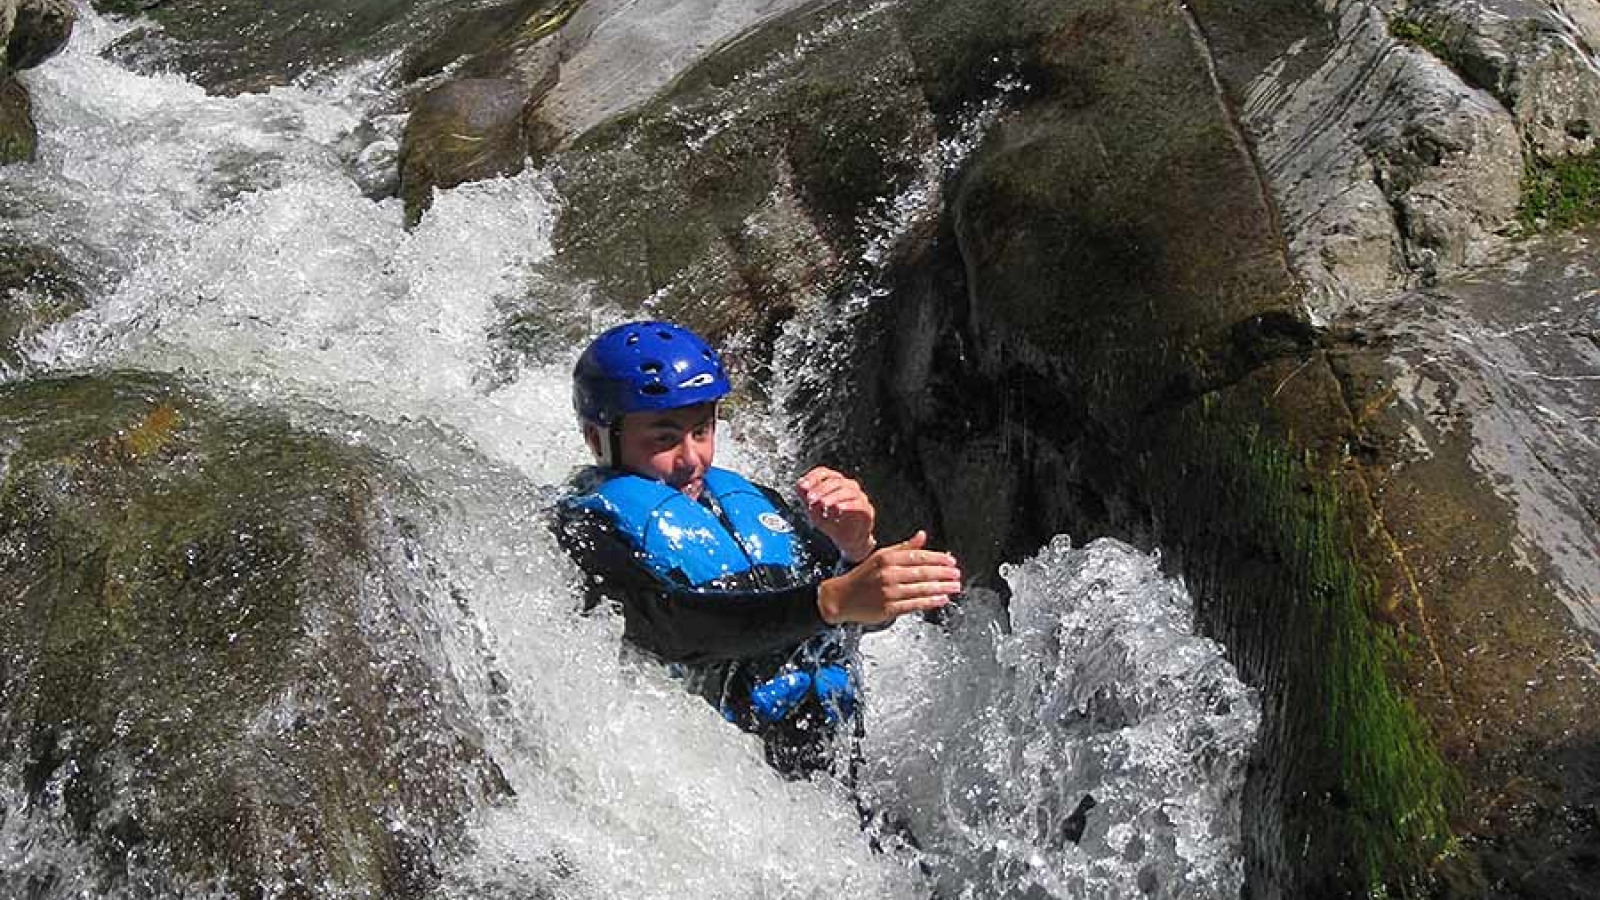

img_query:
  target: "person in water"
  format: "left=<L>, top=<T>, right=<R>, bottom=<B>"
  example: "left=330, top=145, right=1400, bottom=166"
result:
left=554, top=320, right=961, bottom=776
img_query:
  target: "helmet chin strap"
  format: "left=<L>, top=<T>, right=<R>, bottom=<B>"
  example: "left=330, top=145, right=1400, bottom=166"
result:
left=602, top=421, right=623, bottom=469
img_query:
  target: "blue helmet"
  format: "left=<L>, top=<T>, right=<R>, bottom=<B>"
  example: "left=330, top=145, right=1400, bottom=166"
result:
left=573, top=321, right=732, bottom=426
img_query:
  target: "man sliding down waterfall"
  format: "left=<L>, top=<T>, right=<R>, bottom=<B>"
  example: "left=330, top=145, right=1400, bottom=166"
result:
left=554, top=321, right=962, bottom=778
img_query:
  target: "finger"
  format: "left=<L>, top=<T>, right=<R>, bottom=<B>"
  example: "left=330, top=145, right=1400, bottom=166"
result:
left=806, top=481, right=859, bottom=506
left=883, top=564, right=962, bottom=586
left=883, top=595, right=952, bottom=618
left=796, top=466, right=842, bottom=494
left=813, top=498, right=869, bottom=516
left=886, top=530, right=928, bottom=552
left=881, top=547, right=957, bottom=568
left=883, top=579, right=963, bottom=601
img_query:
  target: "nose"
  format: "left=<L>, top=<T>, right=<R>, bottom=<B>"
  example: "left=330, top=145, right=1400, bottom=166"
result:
left=675, top=437, right=704, bottom=472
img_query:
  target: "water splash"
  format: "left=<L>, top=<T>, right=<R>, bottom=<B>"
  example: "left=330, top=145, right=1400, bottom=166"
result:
left=861, top=537, right=1259, bottom=899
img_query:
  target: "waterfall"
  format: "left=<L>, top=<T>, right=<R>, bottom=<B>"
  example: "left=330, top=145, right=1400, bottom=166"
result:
left=2, top=5, right=1260, bottom=898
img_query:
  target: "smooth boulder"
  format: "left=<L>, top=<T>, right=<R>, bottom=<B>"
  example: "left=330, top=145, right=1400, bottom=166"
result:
left=398, top=78, right=532, bottom=226
left=0, top=372, right=509, bottom=898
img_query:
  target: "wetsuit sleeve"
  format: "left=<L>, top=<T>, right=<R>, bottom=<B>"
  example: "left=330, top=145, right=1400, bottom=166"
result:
left=553, top=504, right=828, bottom=665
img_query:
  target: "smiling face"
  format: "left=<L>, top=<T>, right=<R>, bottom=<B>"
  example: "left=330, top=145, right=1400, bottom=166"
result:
left=603, top=402, right=718, bottom=500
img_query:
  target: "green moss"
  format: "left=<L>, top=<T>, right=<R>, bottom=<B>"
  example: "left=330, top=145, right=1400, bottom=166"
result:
left=1518, top=149, right=1600, bottom=232
left=1388, top=17, right=1450, bottom=58
left=1149, top=418, right=1457, bottom=896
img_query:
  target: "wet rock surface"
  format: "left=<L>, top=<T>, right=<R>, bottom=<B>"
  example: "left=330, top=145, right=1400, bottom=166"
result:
left=0, top=372, right=509, bottom=897
left=0, top=72, right=31, bottom=162
left=519, top=0, right=935, bottom=352
left=1361, top=232, right=1600, bottom=633
left=5, top=0, right=74, bottom=71
left=0, top=240, right=84, bottom=372
left=0, top=0, right=75, bottom=164
left=395, top=0, right=821, bottom=226
left=1327, top=232, right=1600, bottom=896
left=89, top=0, right=521, bottom=96
left=398, top=77, right=532, bottom=225
left=521, top=0, right=817, bottom=151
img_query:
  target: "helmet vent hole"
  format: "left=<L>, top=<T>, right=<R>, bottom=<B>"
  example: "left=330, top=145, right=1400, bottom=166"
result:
left=640, top=382, right=669, bottom=396
left=658, top=330, right=674, bottom=339
left=624, top=333, right=639, bottom=345
left=639, top=361, right=663, bottom=374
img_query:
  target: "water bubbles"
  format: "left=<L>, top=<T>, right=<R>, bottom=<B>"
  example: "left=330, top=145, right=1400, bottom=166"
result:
left=860, top=537, right=1260, bottom=899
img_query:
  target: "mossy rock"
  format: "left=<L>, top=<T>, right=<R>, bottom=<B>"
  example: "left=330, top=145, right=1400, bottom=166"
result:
left=789, top=1, right=1476, bottom=896
left=0, top=74, right=35, bottom=164
left=398, top=77, right=532, bottom=226
left=5, top=0, right=76, bottom=71
left=0, top=372, right=508, bottom=897
left=1, top=241, right=86, bottom=369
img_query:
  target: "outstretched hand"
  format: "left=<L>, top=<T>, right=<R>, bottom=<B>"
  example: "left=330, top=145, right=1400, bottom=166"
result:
left=797, top=466, right=876, bottom=563
left=817, top=531, right=962, bottom=626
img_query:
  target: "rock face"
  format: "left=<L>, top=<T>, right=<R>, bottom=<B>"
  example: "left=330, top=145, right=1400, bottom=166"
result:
left=91, top=0, right=425, bottom=95
left=1326, top=233, right=1600, bottom=898
left=395, top=0, right=820, bottom=222
left=1405, top=0, right=1600, bottom=160
left=0, top=373, right=508, bottom=897
left=0, top=0, right=75, bottom=164
left=398, top=78, right=532, bottom=225
left=1197, top=0, right=1525, bottom=320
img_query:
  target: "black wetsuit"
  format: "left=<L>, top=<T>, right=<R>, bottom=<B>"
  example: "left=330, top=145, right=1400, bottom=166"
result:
left=553, top=466, right=860, bottom=777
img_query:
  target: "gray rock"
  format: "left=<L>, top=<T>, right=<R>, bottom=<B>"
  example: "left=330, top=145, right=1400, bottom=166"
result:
left=1409, top=0, right=1600, bottom=159
left=523, top=0, right=818, bottom=151
left=0, top=0, right=76, bottom=166
left=1555, top=0, right=1600, bottom=48
left=0, top=241, right=84, bottom=372
left=95, top=0, right=424, bottom=95
left=0, top=71, right=31, bottom=163
left=1234, top=0, right=1523, bottom=320
left=1368, top=230, right=1600, bottom=632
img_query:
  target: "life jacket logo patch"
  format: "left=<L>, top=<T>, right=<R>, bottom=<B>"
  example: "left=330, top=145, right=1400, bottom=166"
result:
left=759, top=511, right=793, bottom=533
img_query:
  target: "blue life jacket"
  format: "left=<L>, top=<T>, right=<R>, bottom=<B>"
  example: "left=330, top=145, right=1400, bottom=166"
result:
left=568, top=467, right=800, bottom=587
left=567, top=467, right=859, bottom=729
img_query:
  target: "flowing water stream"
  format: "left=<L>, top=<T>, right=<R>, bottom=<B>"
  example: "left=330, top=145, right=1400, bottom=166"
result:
left=2, top=6, right=1261, bottom=898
